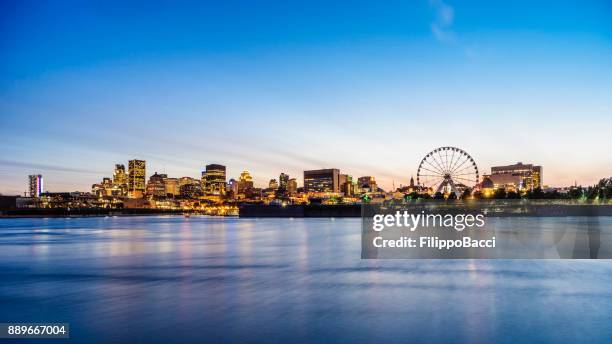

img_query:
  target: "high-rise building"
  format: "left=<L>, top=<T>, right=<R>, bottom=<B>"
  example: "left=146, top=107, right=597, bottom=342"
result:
left=269, top=179, right=279, bottom=190
left=146, top=172, right=167, bottom=197
left=113, top=164, right=128, bottom=196
left=28, top=174, right=43, bottom=198
left=128, top=159, right=146, bottom=198
left=490, top=162, right=542, bottom=191
left=279, top=173, right=289, bottom=189
left=202, top=164, right=226, bottom=195
left=287, top=178, right=298, bottom=195
left=238, top=170, right=254, bottom=193
left=304, top=169, right=340, bottom=193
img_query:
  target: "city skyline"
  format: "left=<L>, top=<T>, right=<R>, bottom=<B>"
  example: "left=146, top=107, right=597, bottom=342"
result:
left=1, top=1, right=611, bottom=194
left=7, top=153, right=607, bottom=196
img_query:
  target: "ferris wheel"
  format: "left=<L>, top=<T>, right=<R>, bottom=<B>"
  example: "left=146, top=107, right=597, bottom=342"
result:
left=416, top=147, right=479, bottom=196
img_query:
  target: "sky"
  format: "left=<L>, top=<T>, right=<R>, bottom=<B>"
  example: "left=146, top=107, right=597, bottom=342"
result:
left=1, top=0, right=611, bottom=194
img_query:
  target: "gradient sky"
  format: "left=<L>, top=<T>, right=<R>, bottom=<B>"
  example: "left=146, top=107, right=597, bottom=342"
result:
left=1, top=0, right=611, bottom=194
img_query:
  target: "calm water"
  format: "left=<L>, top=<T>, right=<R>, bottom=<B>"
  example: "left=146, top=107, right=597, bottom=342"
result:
left=1, top=216, right=612, bottom=343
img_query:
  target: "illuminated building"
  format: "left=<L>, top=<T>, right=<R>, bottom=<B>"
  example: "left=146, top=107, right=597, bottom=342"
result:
left=202, top=164, right=226, bottom=195
left=287, top=178, right=298, bottom=195
left=228, top=178, right=238, bottom=194
left=112, top=164, right=128, bottom=196
left=358, top=176, right=377, bottom=193
left=91, top=183, right=104, bottom=198
left=304, top=169, right=340, bottom=193
left=269, top=179, right=279, bottom=189
left=339, top=174, right=347, bottom=190
left=164, top=177, right=179, bottom=196
left=146, top=172, right=167, bottom=197
left=128, top=159, right=146, bottom=198
left=102, top=177, right=113, bottom=196
left=481, top=176, right=495, bottom=197
left=279, top=173, right=289, bottom=189
left=28, top=174, right=43, bottom=198
left=179, top=176, right=198, bottom=187
left=340, top=174, right=354, bottom=196
left=238, top=170, right=254, bottom=193
left=39, top=192, right=98, bottom=209
left=179, top=177, right=201, bottom=198
left=484, top=173, right=521, bottom=192
left=490, top=162, right=542, bottom=191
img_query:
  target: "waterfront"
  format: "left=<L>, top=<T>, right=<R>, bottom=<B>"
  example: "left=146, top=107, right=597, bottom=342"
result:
left=1, top=216, right=612, bottom=343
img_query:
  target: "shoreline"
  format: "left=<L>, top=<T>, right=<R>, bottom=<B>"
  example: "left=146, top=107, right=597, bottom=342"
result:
left=3, top=203, right=612, bottom=218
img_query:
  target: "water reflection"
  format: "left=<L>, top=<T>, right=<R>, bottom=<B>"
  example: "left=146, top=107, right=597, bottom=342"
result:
left=0, top=216, right=611, bottom=343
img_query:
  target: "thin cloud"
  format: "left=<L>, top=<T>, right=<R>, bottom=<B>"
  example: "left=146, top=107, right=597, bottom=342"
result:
left=0, top=159, right=100, bottom=175
left=429, top=0, right=456, bottom=43
left=429, top=0, right=475, bottom=57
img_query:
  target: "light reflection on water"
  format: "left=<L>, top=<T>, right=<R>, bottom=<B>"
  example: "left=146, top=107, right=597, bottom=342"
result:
left=1, top=216, right=612, bottom=343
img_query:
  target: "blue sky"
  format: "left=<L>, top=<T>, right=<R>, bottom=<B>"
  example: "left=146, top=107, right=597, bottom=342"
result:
left=1, top=0, right=611, bottom=194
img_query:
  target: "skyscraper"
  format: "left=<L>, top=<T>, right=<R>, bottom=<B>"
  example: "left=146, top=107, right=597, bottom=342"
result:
left=28, top=174, right=43, bottom=198
left=113, top=164, right=128, bottom=196
left=203, top=164, right=226, bottom=195
left=128, top=159, right=146, bottom=198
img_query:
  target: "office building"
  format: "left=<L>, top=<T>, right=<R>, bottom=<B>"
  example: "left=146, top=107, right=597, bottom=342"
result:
left=304, top=169, right=340, bottom=193
left=269, top=179, right=279, bottom=190
left=113, top=164, right=128, bottom=196
left=490, top=162, right=542, bottom=191
left=128, top=159, right=146, bottom=198
left=146, top=172, right=167, bottom=197
left=202, top=164, right=226, bottom=195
